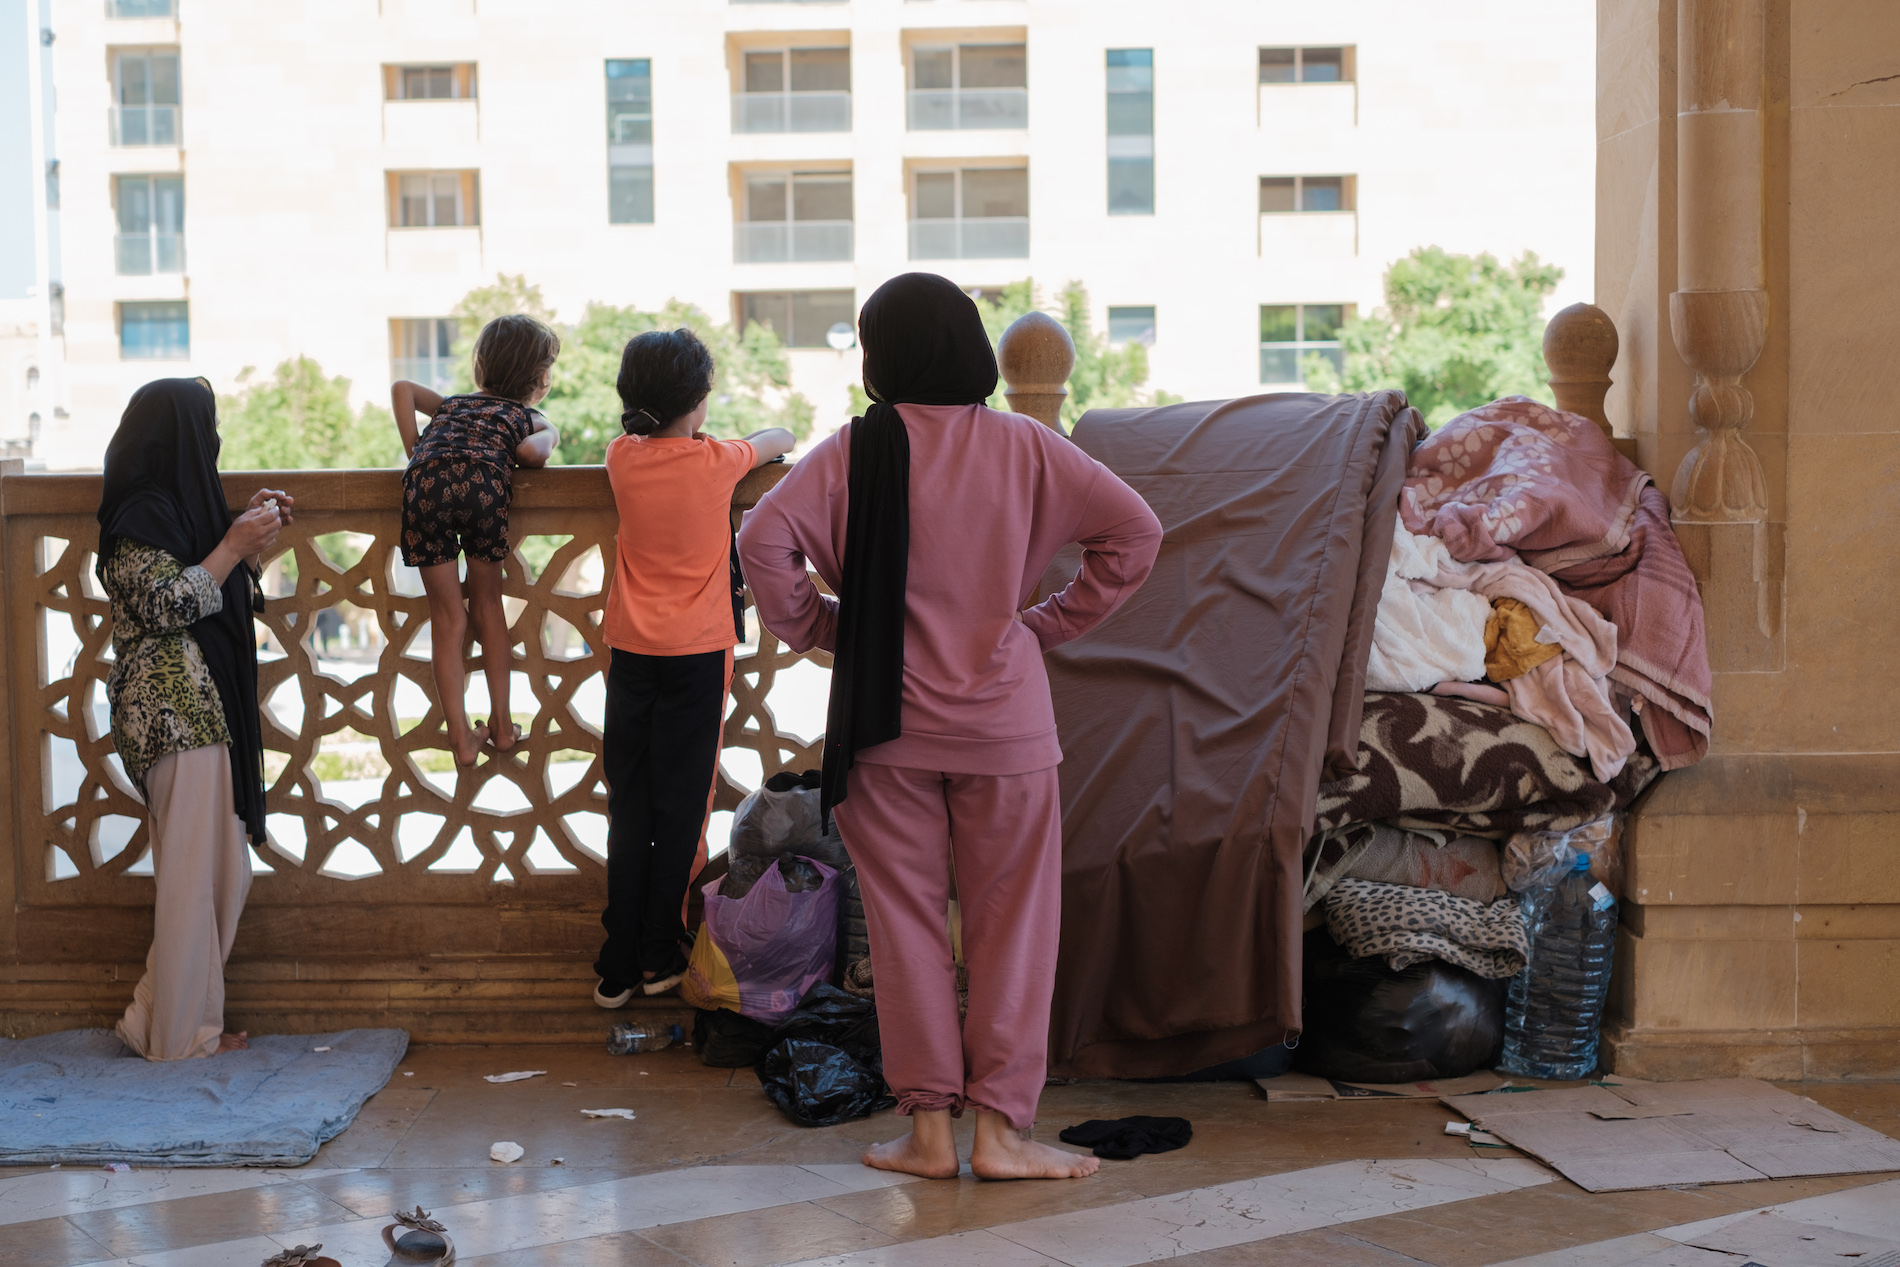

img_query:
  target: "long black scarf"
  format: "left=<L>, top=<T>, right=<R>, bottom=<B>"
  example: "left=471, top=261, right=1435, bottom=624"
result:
left=822, top=273, right=999, bottom=821
left=97, top=378, right=268, bottom=843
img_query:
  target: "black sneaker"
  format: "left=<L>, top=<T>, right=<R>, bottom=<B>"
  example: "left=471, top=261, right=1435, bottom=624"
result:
left=594, top=977, right=634, bottom=1009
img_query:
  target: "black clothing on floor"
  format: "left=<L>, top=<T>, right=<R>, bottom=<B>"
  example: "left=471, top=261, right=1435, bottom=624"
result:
left=1058, top=1115, right=1194, bottom=1160
left=594, top=647, right=728, bottom=984
left=96, top=377, right=268, bottom=843
left=823, top=272, right=999, bottom=826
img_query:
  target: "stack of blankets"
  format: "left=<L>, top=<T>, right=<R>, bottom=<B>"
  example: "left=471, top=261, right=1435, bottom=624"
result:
left=1306, top=397, right=1710, bottom=978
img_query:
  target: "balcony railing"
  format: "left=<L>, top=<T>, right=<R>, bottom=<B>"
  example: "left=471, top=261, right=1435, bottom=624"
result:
left=734, top=220, right=854, bottom=264
left=908, top=216, right=1029, bottom=260
left=392, top=357, right=458, bottom=394
left=907, top=88, right=1028, bottom=131
left=111, top=104, right=179, bottom=146
left=731, top=92, right=852, bottom=133
left=109, top=0, right=174, bottom=15
left=114, top=232, right=184, bottom=276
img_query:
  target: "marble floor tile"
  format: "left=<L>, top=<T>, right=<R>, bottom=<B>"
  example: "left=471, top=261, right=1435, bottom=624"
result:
left=795, top=1164, right=925, bottom=1193
left=783, top=1227, right=1069, bottom=1267
left=308, top=1084, right=436, bottom=1168
left=815, top=1174, right=1148, bottom=1243
left=1481, top=1233, right=1686, bottom=1267
left=1650, top=1175, right=1900, bottom=1245
left=1161, top=1226, right=1433, bottom=1266
left=987, top=1158, right=1546, bottom=1267
left=292, top=1162, right=626, bottom=1219
left=0, top=1213, right=114, bottom=1267
left=60, top=1181, right=363, bottom=1258
left=456, top=1229, right=693, bottom=1266
left=72, top=1234, right=288, bottom=1267
left=642, top=1199, right=900, bottom=1267
left=0, top=1168, right=302, bottom=1228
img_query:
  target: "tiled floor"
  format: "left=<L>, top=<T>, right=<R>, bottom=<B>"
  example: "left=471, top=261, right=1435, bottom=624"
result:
left=3, top=1045, right=1896, bottom=1267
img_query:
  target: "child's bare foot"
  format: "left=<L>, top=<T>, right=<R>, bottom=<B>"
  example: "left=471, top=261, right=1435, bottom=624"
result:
left=970, top=1113, right=1100, bottom=1180
left=217, top=1031, right=248, bottom=1053
left=451, top=724, right=486, bottom=767
left=862, top=1109, right=959, bottom=1179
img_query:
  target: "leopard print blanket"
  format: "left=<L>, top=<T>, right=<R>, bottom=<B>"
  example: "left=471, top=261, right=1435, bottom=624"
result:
left=1322, top=877, right=1529, bottom=979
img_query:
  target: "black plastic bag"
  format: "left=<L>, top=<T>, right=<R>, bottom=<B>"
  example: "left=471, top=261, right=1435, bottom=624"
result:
left=692, top=1007, right=779, bottom=1068
left=1295, top=927, right=1506, bottom=1082
left=754, top=983, right=895, bottom=1127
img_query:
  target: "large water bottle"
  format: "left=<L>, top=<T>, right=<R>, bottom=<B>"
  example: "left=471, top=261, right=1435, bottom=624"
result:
left=1498, top=850, right=1618, bottom=1079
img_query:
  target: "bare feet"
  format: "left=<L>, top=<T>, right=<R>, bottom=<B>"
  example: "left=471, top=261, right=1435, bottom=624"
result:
left=450, top=723, right=487, bottom=767
left=217, top=1031, right=249, bottom=1053
left=862, top=1109, right=959, bottom=1179
left=970, top=1111, right=1100, bottom=1180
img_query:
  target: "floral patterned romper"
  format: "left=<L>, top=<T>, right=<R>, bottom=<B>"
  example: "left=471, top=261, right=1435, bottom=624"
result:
left=400, top=395, right=540, bottom=568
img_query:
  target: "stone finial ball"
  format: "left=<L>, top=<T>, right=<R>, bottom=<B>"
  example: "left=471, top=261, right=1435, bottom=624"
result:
left=1543, top=302, right=1619, bottom=380
left=997, top=311, right=1077, bottom=393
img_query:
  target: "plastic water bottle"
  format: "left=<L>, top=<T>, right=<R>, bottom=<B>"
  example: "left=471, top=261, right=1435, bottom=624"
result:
left=607, top=1022, right=683, bottom=1055
left=1499, top=851, right=1618, bottom=1079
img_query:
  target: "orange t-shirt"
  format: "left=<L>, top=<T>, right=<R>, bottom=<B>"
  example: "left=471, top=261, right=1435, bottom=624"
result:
left=603, top=434, right=757, bottom=656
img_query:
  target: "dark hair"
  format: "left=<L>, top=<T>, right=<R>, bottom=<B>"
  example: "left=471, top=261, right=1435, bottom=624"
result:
left=617, top=328, right=715, bottom=436
left=472, top=314, right=561, bottom=403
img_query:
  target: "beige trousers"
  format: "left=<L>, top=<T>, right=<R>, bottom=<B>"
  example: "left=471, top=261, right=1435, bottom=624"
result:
left=116, top=743, right=254, bottom=1061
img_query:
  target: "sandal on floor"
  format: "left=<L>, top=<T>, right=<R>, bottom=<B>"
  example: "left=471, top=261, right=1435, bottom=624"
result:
left=382, top=1207, right=456, bottom=1265
left=262, top=1248, right=339, bottom=1267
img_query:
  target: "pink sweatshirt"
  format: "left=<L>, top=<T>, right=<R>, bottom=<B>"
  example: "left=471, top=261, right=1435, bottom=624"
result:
left=737, top=403, right=1162, bottom=775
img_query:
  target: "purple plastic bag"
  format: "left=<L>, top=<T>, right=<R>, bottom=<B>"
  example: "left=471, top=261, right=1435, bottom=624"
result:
left=694, top=859, right=841, bottom=1026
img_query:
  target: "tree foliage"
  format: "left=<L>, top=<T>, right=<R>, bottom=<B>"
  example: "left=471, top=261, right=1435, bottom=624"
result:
left=847, top=279, right=1177, bottom=429
left=216, top=356, right=403, bottom=470
left=448, top=274, right=814, bottom=465
left=1302, top=247, right=1563, bottom=428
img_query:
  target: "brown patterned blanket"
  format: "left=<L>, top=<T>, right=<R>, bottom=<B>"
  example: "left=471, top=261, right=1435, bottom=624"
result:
left=1314, top=692, right=1659, bottom=841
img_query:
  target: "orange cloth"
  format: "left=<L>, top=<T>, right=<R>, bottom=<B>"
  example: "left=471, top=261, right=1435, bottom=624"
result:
left=603, top=434, right=756, bottom=656
left=1483, top=597, right=1561, bottom=682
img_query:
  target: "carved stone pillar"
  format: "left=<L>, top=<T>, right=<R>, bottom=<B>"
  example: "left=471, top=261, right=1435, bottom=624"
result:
left=1669, top=0, right=1769, bottom=524
left=997, top=311, right=1077, bottom=434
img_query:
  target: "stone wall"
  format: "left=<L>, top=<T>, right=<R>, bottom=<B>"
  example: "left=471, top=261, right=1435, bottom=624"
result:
left=1595, top=0, right=1900, bottom=1079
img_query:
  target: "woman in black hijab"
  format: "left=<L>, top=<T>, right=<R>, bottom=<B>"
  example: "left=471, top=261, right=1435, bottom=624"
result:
left=96, top=378, right=291, bottom=1060
left=739, top=275, right=1162, bottom=1180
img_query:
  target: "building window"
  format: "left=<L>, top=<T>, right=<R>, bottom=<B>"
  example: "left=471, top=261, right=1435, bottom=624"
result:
left=114, top=174, right=184, bottom=275
left=909, top=43, right=1027, bottom=130
left=392, top=318, right=458, bottom=393
left=734, top=47, right=850, bottom=133
left=387, top=171, right=479, bottom=228
left=735, top=291, right=856, bottom=349
left=1259, top=304, right=1346, bottom=384
left=384, top=64, right=477, bottom=101
left=1258, top=46, right=1351, bottom=84
left=910, top=167, right=1028, bottom=260
left=607, top=59, right=654, bottom=224
left=120, top=301, right=189, bottom=360
left=109, top=0, right=174, bottom=16
left=45, top=159, right=58, bottom=208
left=1106, top=49, right=1154, bottom=216
left=1108, top=306, right=1156, bottom=346
left=736, top=171, right=853, bottom=263
left=111, top=49, right=179, bottom=146
left=1259, top=175, right=1353, bottom=213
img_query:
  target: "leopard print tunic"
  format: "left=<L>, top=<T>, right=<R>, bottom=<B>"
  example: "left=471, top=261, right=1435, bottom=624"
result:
left=103, top=539, right=230, bottom=798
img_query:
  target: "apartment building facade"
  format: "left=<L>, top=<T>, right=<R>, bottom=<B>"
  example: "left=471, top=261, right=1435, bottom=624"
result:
left=29, top=0, right=1594, bottom=468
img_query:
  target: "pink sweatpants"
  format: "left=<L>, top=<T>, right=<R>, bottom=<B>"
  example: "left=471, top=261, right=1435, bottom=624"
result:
left=832, top=762, right=1063, bottom=1130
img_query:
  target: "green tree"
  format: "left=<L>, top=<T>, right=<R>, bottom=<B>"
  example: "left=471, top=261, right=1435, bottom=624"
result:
left=1302, top=247, right=1563, bottom=428
left=846, top=279, right=1178, bottom=429
left=445, top=274, right=814, bottom=465
left=216, top=356, right=403, bottom=470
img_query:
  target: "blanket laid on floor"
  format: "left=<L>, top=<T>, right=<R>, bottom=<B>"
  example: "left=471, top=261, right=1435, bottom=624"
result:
left=0, top=1028, right=407, bottom=1166
left=1041, top=391, right=1422, bottom=1078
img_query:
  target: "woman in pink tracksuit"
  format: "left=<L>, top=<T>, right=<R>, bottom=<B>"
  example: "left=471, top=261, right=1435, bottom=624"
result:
left=737, top=273, right=1161, bottom=1180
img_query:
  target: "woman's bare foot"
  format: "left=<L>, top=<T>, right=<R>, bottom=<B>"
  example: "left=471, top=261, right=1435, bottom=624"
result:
left=450, top=723, right=487, bottom=767
left=217, top=1031, right=248, bottom=1052
left=862, top=1109, right=959, bottom=1179
left=970, top=1112, right=1100, bottom=1180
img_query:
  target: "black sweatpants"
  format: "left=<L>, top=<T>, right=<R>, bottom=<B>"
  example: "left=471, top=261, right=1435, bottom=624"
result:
left=594, top=647, right=729, bottom=986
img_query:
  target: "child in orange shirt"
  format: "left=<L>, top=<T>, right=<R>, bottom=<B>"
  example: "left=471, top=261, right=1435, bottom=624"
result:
left=593, top=328, right=793, bottom=1005
left=393, top=314, right=561, bottom=766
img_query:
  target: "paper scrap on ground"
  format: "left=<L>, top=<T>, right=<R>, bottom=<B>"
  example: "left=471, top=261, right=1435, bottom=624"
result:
left=1259, top=1070, right=1509, bottom=1103
left=561, top=1081, right=577, bottom=1087
left=484, top=1071, right=547, bottom=1084
left=489, top=1141, right=524, bottom=1163
left=581, top=1108, right=637, bottom=1120
left=312, top=1046, right=331, bottom=1053
left=1442, top=1078, right=1900, bottom=1192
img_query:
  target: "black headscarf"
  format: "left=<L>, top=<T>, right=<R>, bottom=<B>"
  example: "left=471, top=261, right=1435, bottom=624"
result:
left=97, top=378, right=267, bottom=843
left=823, top=273, right=999, bottom=821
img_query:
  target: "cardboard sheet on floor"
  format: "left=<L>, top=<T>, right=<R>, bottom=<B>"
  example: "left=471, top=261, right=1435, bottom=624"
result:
left=1442, top=1078, right=1900, bottom=1192
left=1258, top=1070, right=1507, bottom=1102
left=1685, top=1213, right=1900, bottom=1267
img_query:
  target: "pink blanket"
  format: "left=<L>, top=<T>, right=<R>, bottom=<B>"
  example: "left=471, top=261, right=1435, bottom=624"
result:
left=1551, top=486, right=1712, bottom=770
left=1401, top=397, right=1653, bottom=572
